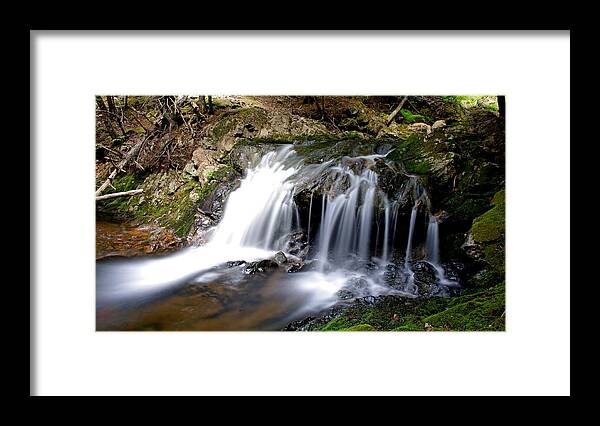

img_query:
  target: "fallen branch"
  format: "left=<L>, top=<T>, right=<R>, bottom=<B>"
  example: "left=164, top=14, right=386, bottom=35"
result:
left=95, top=136, right=148, bottom=196
left=386, top=96, right=408, bottom=126
left=96, top=189, right=143, bottom=201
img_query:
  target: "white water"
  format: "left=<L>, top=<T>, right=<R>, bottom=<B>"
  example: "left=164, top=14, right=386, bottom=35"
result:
left=381, top=199, right=392, bottom=263
left=211, top=146, right=300, bottom=250
left=97, top=147, right=303, bottom=306
left=316, top=165, right=393, bottom=269
left=425, top=215, right=441, bottom=265
left=307, top=191, right=314, bottom=243
left=98, top=145, right=456, bottom=312
left=425, top=215, right=459, bottom=287
left=404, top=204, right=418, bottom=269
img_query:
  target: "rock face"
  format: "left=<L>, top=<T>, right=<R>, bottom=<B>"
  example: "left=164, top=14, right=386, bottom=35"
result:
left=191, top=148, right=222, bottom=184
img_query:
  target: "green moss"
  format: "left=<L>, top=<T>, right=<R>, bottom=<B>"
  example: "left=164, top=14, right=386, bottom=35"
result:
left=111, top=135, right=128, bottom=146
left=125, top=126, right=146, bottom=134
left=399, top=109, right=430, bottom=124
left=441, top=96, right=499, bottom=112
left=471, top=191, right=505, bottom=243
left=97, top=172, right=222, bottom=239
left=444, top=195, right=491, bottom=223
left=340, top=324, right=376, bottom=331
left=320, top=316, right=354, bottom=331
left=470, top=269, right=502, bottom=288
left=393, top=323, right=423, bottom=331
left=160, top=180, right=211, bottom=238
left=96, top=174, right=145, bottom=217
left=386, top=133, right=435, bottom=175
left=492, top=189, right=505, bottom=206
left=205, top=164, right=233, bottom=183
left=404, top=159, right=432, bottom=174
left=314, top=283, right=505, bottom=332
left=483, top=244, right=505, bottom=273
left=422, top=284, right=505, bottom=331
left=210, top=107, right=268, bottom=141
left=466, top=188, right=506, bottom=275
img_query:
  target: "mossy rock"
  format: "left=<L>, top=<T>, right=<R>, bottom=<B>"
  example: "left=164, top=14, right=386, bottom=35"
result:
left=471, top=208, right=504, bottom=242
left=466, top=188, right=505, bottom=274
left=96, top=171, right=223, bottom=239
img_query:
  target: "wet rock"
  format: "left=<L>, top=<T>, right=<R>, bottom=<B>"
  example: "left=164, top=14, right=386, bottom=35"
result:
left=244, top=259, right=279, bottom=274
left=442, top=261, right=465, bottom=282
left=284, top=231, right=308, bottom=258
left=273, top=251, right=287, bottom=265
left=375, top=143, right=394, bottom=155
left=336, top=289, right=354, bottom=300
left=229, top=143, right=274, bottom=173
left=226, top=260, right=246, bottom=267
left=286, top=262, right=304, bottom=273
left=347, top=277, right=369, bottom=290
left=413, top=261, right=443, bottom=297
left=461, top=232, right=484, bottom=262
left=297, top=259, right=322, bottom=272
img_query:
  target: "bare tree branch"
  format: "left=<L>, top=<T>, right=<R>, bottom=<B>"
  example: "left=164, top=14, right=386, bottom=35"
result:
left=386, top=96, right=408, bottom=126
left=96, top=189, right=143, bottom=201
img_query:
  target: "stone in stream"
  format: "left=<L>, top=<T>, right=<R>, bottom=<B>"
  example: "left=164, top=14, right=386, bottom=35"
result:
left=244, top=259, right=279, bottom=275
left=273, top=251, right=288, bottom=265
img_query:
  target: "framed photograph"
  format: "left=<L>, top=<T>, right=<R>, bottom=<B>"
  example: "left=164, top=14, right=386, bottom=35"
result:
left=31, top=30, right=570, bottom=396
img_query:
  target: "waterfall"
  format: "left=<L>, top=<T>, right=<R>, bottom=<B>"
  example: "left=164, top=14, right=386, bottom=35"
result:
left=425, top=215, right=459, bottom=287
left=358, top=177, right=376, bottom=260
left=98, top=145, right=458, bottom=313
left=307, top=192, right=314, bottom=243
left=391, top=201, right=400, bottom=249
left=404, top=204, right=418, bottom=269
left=210, top=146, right=300, bottom=250
left=425, top=215, right=440, bottom=265
left=381, top=199, right=392, bottom=263
left=317, top=167, right=383, bottom=267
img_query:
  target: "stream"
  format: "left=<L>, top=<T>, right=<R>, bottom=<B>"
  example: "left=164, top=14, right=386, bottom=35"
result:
left=96, top=145, right=458, bottom=331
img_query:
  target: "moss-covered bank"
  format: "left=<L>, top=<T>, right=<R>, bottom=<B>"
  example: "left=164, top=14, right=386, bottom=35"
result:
left=96, top=166, right=232, bottom=239
left=314, top=283, right=505, bottom=332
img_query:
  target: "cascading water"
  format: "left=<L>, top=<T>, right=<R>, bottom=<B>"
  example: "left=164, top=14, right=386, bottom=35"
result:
left=317, top=166, right=383, bottom=268
left=97, top=144, right=459, bottom=330
left=210, top=146, right=300, bottom=250
left=425, top=215, right=459, bottom=287
left=404, top=204, right=418, bottom=269
left=307, top=192, right=314, bottom=243
left=425, top=215, right=441, bottom=265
